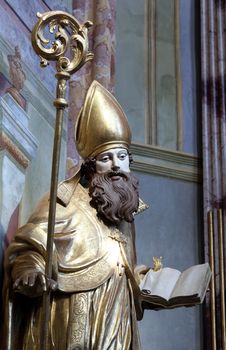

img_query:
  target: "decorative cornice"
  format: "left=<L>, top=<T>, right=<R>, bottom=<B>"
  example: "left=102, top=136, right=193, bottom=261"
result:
left=130, top=143, right=202, bottom=183
left=0, top=131, right=28, bottom=169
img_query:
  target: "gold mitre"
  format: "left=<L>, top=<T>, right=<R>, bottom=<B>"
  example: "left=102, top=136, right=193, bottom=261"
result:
left=75, top=80, right=132, bottom=158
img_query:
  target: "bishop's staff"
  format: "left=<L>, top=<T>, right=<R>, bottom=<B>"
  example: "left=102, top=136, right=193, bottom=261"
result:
left=31, top=11, right=93, bottom=349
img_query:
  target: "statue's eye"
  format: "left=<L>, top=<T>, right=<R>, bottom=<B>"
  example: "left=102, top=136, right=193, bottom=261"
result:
left=100, top=156, right=110, bottom=162
left=119, top=153, right=127, bottom=160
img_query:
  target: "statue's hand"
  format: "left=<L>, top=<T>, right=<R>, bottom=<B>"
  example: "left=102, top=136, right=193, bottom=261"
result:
left=134, top=264, right=150, bottom=285
left=134, top=265, right=150, bottom=275
left=13, top=271, right=57, bottom=297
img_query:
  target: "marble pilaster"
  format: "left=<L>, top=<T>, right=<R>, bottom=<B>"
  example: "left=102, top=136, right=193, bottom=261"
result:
left=201, top=1, right=226, bottom=349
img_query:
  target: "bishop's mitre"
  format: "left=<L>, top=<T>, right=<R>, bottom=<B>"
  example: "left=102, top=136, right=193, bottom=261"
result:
left=75, top=80, right=132, bottom=159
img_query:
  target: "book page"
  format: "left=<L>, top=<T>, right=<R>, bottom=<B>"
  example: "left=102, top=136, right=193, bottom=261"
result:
left=170, top=263, right=210, bottom=299
left=140, top=267, right=181, bottom=301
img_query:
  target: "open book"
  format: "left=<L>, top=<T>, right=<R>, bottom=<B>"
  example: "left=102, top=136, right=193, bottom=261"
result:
left=139, top=263, right=211, bottom=309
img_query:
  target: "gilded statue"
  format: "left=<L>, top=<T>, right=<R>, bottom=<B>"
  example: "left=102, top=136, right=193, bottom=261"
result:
left=2, top=81, right=149, bottom=349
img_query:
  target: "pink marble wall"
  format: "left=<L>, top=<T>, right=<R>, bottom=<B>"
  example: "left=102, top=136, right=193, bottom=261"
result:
left=67, top=0, right=116, bottom=177
left=201, top=0, right=226, bottom=348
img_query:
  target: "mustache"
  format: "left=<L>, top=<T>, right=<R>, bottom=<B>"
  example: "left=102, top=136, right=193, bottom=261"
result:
left=107, top=171, right=129, bottom=179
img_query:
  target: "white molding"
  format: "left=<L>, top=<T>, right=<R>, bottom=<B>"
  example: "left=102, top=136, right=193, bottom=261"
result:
left=0, top=94, right=39, bottom=161
left=130, top=143, right=202, bottom=183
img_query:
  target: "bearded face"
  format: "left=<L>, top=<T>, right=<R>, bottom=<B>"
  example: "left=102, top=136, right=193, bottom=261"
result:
left=89, top=170, right=139, bottom=225
left=81, top=148, right=140, bottom=225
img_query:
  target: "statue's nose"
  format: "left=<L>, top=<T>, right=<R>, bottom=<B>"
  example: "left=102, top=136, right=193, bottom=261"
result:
left=111, top=165, right=120, bottom=172
left=111, top=155, right=120, bottom=171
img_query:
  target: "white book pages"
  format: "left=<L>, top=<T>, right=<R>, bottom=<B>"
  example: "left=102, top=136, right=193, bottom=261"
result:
left=140, top=267, right=181, bottom=301
left=170, top=263, right=210, bottom=299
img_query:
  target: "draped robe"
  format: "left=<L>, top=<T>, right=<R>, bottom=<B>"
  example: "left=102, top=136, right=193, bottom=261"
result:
left=3, top=183, right=145, bottom=350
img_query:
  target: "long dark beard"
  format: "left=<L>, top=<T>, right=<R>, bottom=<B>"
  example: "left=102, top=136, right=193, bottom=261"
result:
left=89, top=171, right=139, bottom=224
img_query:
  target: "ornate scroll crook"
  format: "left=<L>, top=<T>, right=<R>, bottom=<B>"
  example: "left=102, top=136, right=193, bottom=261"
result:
left=31, top=11, right=93, bottom=350
left=31, top=11, right=93, bottom=73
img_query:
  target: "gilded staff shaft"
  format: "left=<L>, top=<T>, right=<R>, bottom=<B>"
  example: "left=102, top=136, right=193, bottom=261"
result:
left=208, top=210, right=217, bottom=350
left=31, top=11, right=93, bottom=350
left=41, top=72, right=69, bottom=350
left=218, top=209, right=226, bottom=350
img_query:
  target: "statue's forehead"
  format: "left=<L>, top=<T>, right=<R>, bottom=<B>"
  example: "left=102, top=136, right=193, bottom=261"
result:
left=96, top=147, right=128, bottom=157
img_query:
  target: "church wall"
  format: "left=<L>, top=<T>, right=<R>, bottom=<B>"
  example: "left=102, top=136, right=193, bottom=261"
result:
left=135, top=172, right=203, bottom=349
left=115, top=0, right=203, bottom=349
left=115, top=0, right=199, bottom=154
left=115, top=0, right=145, bottom=143
left=19, top=102, right=67, bottom=223
left=180, top=0, right=201, bottom=155
left=0, top=0, right=71, bottom=225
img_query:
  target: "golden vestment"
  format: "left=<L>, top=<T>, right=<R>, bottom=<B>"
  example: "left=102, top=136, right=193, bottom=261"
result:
left=3, top=182, right=144, bottom=350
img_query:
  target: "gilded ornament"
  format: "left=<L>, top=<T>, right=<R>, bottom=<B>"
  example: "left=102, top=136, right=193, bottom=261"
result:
left=31, top=11, right=94, bottom=73
left=153, top=256, right=163, bottom=271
